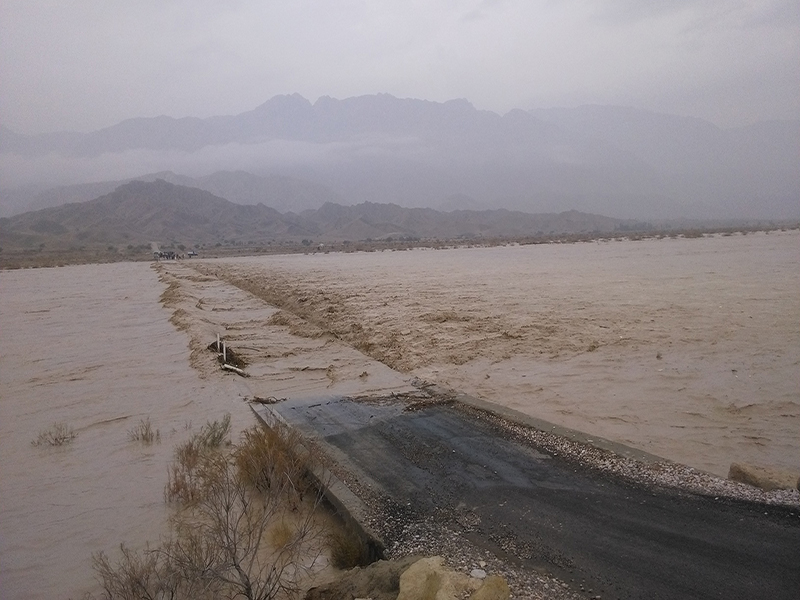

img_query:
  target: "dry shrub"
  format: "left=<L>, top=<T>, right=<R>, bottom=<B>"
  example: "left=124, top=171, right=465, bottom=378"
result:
left=111, top=418, right=328, bottom=600
left=128, top=417, right=160, bottom=444
left=93, top=543, right=220, bottom=600
left=328, top=521, right=371, bottom=569
left=165, top=439, right=206, bottom=504
left=197, top=413, right=231, bottom=448
left=166, top=414, right=231, bottom=503
left=32, top=422, right=76, bottom=447
left=234, top=422, right=312, bottom=501
left=268, top=520, right=294, bottom=549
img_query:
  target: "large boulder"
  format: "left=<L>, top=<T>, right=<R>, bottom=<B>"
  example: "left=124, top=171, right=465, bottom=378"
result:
left=728, top=463, right=800, bottom=492
left=304, top=555, right=421, bottom=600
left=306, top=555, right=511, bottom=600
left=470, top=575, right=511, bottom=600
left=397, top=556, right=478, bottom=600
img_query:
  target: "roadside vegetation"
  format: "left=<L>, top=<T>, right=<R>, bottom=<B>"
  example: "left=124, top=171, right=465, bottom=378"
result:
left=92, top=414, right=341, bottom=600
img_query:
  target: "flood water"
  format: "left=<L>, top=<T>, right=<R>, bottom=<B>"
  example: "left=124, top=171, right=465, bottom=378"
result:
left=0, top=262, right=252, bottom=600
left=1, top=231, right=798, bottom=598
left=204, top=230, right=800, bottom=477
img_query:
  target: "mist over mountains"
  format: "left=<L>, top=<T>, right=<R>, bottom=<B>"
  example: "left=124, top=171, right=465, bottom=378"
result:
left=2, top=94, right=798, bottom=220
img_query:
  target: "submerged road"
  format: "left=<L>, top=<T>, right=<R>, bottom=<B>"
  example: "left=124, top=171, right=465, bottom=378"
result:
left=273, top=395, right=799, bottom=600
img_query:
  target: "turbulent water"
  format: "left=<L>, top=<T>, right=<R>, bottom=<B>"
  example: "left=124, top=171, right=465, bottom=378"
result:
left=205, top=230, right=800, bottom=477
left=0, top=263, right=252, bottom=600
left=1, top=231, right=798, bottom=599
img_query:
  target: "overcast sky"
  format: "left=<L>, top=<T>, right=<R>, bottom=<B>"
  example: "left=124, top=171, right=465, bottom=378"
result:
left=2, top=0, right=798, bottom=134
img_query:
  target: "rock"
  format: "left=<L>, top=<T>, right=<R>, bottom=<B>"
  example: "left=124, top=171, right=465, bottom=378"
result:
left=305, top=555, right=420, bottom=600
left=728, top=462, right=800, bottom=492
left=396, top=557, right=442, bottom=600
left=470, top=568, right=487, bottom=579
left=470, top=575, right=511, bottom=600
left=397, top=556, right=480, bottom=600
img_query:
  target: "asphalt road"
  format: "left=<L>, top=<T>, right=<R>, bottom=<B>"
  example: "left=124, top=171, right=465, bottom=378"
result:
left=275, top=395, right=800, bottom=600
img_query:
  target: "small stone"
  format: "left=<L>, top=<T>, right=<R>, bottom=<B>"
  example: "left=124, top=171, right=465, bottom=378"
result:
left=471, top=568, right=487, bottom=579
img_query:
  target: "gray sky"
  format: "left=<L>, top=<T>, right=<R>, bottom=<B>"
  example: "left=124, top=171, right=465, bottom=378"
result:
left=2, top=0, right=798, bottom=134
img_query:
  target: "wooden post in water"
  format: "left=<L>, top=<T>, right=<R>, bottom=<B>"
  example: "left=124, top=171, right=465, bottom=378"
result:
left=223, top=342, right=227, bottom=363
left=216, top=333, right=220, bottom=352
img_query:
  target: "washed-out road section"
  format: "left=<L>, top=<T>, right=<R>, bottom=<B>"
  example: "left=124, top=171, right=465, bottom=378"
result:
left=268, top=394, right=800, bottom=600
left=155, top=260, right=798, bottom=599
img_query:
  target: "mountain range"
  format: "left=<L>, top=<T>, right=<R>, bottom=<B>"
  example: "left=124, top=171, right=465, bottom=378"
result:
left=1, top=94, right=798, bottom=220
left=0, top=179, right=624, bottom=251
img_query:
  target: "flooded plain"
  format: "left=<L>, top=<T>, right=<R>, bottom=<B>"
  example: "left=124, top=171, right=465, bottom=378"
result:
left=196, top=230, right=800, bottom=477
left=1, top=230, right=798, bottom=599
left=0, top=263, right=252, bottom=600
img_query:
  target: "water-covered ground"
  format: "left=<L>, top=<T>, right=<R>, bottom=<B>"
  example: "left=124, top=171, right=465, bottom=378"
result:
left=1, top=230, right=797, bottom=599
left=197, top=230, right=800, bottom=477
left=0, top=263, right=251, bottom=599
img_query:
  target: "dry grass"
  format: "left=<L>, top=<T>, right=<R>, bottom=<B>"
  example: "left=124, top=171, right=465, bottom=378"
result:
left=197, top=413, right=231, bottom=448
left=128, top=417, right=160, bottom=444
left=32, top=422, right=76, bottom=447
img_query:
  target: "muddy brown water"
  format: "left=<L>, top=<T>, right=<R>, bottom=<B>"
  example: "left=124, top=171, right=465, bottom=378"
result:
left=202, top=230, right=800, bottom=477
left=1, top=231, right=798, bottom=599
left=0, top=262, right=253, bottom=600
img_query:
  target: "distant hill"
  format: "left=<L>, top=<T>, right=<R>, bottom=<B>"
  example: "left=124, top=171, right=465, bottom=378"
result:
left=298, top=201, right=620, bottom=241
left=0, top=170, right=344, bottom=217
left=0, top=179, right=625, bottom=251
left=2, top=94, right=797, bottom=220
left=0, top=180, right=301, bottom=249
